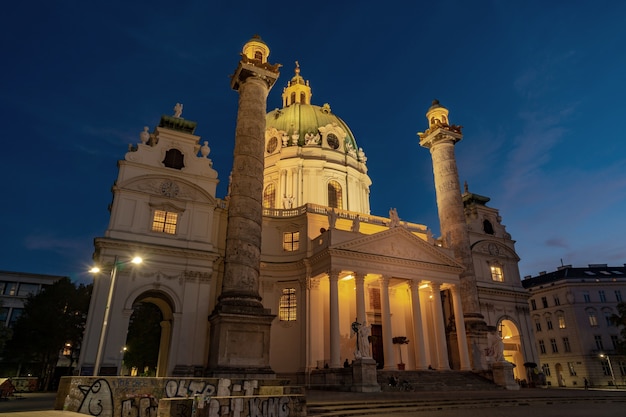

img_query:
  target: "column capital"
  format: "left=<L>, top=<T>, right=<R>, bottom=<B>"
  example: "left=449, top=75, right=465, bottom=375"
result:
left=231, top=60, right=280, bottom=92
left=328, top=269, right=342, bottom=280
left=378, top=275, right=391, bottom=286
left=307, top=277, right=321, bottom=290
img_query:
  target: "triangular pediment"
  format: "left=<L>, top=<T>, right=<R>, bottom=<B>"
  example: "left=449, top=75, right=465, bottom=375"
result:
left=330, top=227, right=462, bottom=270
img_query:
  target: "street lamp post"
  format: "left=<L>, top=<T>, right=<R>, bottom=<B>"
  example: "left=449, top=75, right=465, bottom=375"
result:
left=600, top=354, right=617, bottom=388
left=90, top=255, right=142, bottom=376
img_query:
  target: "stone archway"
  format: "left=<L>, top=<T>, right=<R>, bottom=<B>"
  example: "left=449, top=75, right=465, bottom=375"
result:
left=126, top=290, right=175, bottom=377
left=498, top=318, right=524, bottom=380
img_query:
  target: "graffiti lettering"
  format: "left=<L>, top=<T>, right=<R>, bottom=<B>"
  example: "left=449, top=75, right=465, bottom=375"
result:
left=248, top=397, right=290, bottom=417
left=121, top=396, right=158, bottom=417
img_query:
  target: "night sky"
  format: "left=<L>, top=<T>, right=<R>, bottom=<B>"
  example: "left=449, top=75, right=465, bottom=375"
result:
left=2, top=1, right=626, bottom=283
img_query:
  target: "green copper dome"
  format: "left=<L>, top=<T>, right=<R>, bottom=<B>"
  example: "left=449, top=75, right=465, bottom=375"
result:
left=266, top=103, right=359, bottom=152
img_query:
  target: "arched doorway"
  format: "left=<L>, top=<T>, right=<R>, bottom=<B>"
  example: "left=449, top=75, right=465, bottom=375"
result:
left=555, top=363, right=566, bottom=386
left=124, top=291, right=174, bottom=377
left=499, top=318, right=524, bottom=380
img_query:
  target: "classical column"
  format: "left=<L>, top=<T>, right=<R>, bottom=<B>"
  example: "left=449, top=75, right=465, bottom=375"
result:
left=354, top=272, right=366, bottom=325
left=409, top=281, right=428, bottom=370
left=379, top=276, right=395, bottom=370
left=156, top=320, right=171, bottom=377
left=207, top=36, right=280, bottom=377
left=418, top=101, right=482, bottom=317
left=430, top=283, right=450, bottom=370
left=329, top=270, right=341, bottom=368
left=451, top=285, right=472, bottom=370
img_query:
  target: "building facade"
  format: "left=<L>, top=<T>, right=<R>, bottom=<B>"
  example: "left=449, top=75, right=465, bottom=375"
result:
left=0, top=271, right=65, bottom=328
left=523, top=264, right=626, bottom=387
left=77, top=37, right=538, bottom=382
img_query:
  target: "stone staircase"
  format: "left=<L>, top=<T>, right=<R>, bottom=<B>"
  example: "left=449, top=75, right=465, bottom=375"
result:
left=377, top=370, right=503, bottom=391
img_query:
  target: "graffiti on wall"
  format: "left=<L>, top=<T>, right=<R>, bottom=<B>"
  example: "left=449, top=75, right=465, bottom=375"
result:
left=78, top=379, right=114, bottom=417
left=68, top=377, right=302, bottom=417
left=164, top=379, right=258, bottom=398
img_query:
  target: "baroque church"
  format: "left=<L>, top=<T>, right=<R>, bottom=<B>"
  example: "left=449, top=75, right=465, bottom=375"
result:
left=78, top=36, right=539, bottom=384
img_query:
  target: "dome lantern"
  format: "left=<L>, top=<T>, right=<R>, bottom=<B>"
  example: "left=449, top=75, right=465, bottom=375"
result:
left=426, top=99, right=450, bottom=129
left=242, top=34, right=270, bottom=63
left=282, top=61, right=312, bottom=107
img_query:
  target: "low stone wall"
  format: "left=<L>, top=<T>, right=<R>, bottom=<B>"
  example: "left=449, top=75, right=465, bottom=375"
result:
left=56, top=377, right=305, bottom=417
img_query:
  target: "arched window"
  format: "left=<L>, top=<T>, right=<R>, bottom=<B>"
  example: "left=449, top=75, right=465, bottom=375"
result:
left=300, top=92, right=306, bottom=104
left=490, top=264, right=504, bottom=282
left=162, top=149, right=185, bottom=170
left=263, top=184, right=276, bottom=208
left=279, top=288, right=297, bottom=321
left=328, top=180, right=342, bottom=209
left=254, top=51, right=263, bottom=61
left=290, top=92, right=296, bottom=106
left=483, top=219, right=494, bottom=235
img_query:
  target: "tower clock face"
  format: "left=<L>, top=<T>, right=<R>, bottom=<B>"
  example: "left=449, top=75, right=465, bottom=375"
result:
left=160, top=180, right=179, bottom=197
left=327, top=133, right=339, bottom=150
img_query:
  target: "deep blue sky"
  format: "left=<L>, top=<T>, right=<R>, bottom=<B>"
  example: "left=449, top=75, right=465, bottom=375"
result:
left=2, top=1, right=625, bottom=283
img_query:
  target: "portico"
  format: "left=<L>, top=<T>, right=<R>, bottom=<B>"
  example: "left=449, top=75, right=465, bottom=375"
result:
left=303, top=225, right=472, bottom=372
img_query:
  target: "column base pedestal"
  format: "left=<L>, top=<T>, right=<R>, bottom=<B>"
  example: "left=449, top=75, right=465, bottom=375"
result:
left=492, top=361, right=520, bottom=390
left=207, top=304, right=276, bottom=379
left=351, top=358, right=381, bottom=392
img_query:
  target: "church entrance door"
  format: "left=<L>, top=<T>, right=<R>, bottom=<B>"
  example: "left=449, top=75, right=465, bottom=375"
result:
left=371, top=324, right=384, bottom=369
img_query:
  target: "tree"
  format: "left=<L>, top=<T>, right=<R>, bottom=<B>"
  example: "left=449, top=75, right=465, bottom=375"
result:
left=2, top=278, right=91, bottom=391
left=123, top=302, right=162, bottom=376
left=610, top=302, right=626, bottom=355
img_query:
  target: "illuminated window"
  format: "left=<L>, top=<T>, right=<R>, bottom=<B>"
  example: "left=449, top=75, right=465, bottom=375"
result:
left=328, top=180, right=342, bottom=209
left=283, top=231, right=300, bottom=252
left=588, top=311, right=598, bottom=327
left=152, top=210, right=178, bottom=234
left=490, top=265, right=504, bottom=282
left=558, top=315, right=566, bottom=329
left=263, top=184, right=276, bottom=208
left=279, top=288, right=296, bottom=321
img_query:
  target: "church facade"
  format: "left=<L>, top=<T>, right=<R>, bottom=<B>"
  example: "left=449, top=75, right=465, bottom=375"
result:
left=78, top=37, right=538, bottom=383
